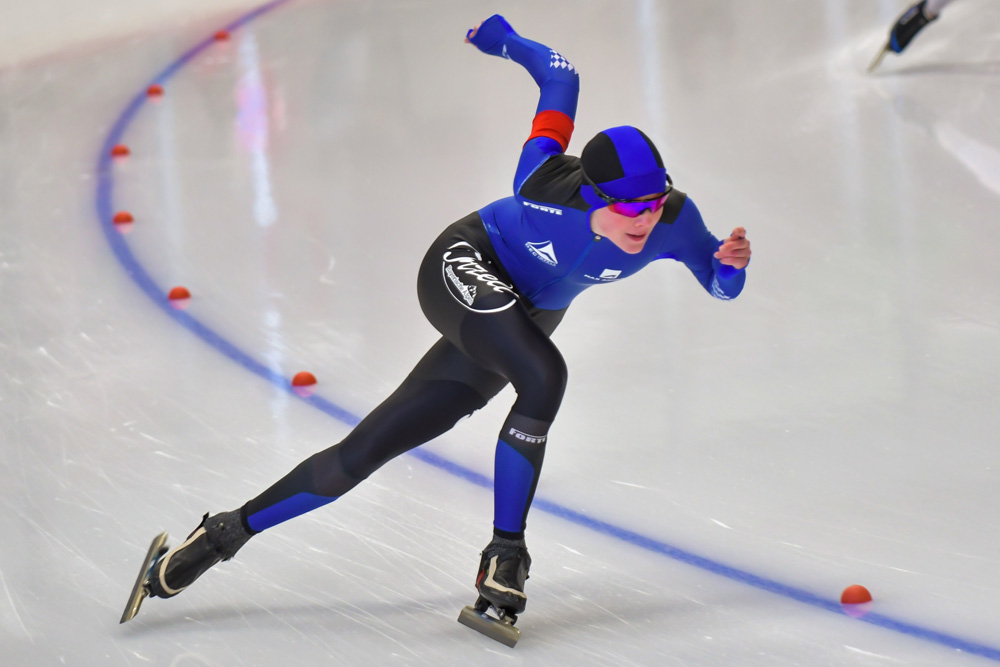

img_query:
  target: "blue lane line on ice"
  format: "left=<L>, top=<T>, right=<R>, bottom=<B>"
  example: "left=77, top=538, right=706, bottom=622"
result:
left=93, top=2, right=999, bottom=661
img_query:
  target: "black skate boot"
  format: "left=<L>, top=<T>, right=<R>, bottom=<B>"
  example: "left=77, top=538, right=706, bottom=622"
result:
left=888, top=1, right=938, bottom=54
left=475, top=538, right=531, bottom=615
left=457, top=537, right=531, bottom=647
left=120, top=509, right=251, bottom=623
left=870, top=1, right=939, bottom=71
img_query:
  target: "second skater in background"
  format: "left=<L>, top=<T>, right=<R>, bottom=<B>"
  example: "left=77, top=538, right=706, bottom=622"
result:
left=870, top=0, right=957, bottom=70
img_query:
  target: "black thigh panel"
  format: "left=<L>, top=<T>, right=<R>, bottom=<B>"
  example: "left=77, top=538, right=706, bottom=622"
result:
left=417, top=213, right=567, bottom=355
left=418, top=213, right=518, bottom=337
left=416, top=213, right=570, bottom=420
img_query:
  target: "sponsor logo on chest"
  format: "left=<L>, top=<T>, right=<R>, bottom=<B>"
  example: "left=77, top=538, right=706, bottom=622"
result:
left=525, top=240, right=559, bottom=267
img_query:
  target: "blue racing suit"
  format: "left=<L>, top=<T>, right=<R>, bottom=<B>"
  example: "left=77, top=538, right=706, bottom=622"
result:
left=471, top=14, right=747, bottom=310
left=241, top=16, right=748, bottom=558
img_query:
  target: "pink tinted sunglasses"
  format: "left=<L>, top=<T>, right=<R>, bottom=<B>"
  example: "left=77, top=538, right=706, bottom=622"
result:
left=608, top=194, right=669, bottom=218
left=584, top=172, right=673, bottom=218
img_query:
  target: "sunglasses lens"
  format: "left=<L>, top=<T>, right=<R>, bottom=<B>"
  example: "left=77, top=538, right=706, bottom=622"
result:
left=609, top=195, right=667, bottom=218
left=608, top=202, right=644, bottom=217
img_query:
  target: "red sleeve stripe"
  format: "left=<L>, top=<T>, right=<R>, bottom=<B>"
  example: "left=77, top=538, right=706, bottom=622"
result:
left=525, top=109, right=575, bottom=152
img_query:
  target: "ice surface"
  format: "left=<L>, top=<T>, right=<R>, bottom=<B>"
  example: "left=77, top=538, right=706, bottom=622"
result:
left=2, top=0, right=1000, bottom=664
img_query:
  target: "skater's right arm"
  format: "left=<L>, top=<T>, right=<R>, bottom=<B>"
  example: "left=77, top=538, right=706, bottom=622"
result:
left=466, top=15, right=580, bottom=194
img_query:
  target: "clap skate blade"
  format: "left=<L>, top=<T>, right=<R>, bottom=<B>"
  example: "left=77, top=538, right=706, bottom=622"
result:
left=120, top=532, right=168, bottom=623
left=868, top=44, right=889, bottom=72
left=457, top=596, right=520, bottom=647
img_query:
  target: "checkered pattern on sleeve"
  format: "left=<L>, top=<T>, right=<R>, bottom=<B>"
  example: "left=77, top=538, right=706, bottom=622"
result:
left=549, top=50, right=575, bottom=71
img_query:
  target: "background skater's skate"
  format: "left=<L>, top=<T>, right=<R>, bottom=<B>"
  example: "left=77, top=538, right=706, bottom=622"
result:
left=119, top=532, right=168, bottom=623
left=119, top=510, right=252, bottom=623
left=457, top=538, right=530, bottom=647
left=869, top=0, right=939, bottom=71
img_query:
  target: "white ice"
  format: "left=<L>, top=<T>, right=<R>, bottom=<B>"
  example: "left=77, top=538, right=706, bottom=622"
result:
left=2, top=0, right=1000, bottom=665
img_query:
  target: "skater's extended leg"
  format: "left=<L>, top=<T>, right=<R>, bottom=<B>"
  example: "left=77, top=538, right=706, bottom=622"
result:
left=242, top=367, right=502, bottom=532
left=242, top=332, right=512, bottom=531
left=141, top=338, right=510, bottom=606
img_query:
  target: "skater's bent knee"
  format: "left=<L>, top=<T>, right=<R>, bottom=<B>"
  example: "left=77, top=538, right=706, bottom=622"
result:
left=509, top=359, right=567, bottom=422
left=520, top=356, right=568, bottom=399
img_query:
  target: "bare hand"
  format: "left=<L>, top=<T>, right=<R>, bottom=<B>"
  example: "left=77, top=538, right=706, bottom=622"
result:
left=714, top=227, right=751, bottom=270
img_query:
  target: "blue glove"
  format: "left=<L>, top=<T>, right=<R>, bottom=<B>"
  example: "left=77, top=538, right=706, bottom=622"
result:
left=466, top=14, right=517, bottom=58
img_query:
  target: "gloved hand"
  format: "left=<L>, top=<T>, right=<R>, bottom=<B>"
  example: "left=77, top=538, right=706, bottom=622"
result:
left=465, top=14, right=517, bottom=58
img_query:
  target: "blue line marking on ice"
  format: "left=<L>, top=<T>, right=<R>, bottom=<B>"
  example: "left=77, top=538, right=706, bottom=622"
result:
left=93, top=1, right=1000, bottom=661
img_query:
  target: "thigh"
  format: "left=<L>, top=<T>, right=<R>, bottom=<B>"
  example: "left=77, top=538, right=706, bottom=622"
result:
left=337, top=374, right=490, bottom=477
left=417, top=213, right=568, bottom=343
left=408, top=337, right=510, bottom=403
left=417, top=216, right=569, bottom=417
left=417, top=213, right=521, bottom=348
left=457, top=300, right=565, bottom=389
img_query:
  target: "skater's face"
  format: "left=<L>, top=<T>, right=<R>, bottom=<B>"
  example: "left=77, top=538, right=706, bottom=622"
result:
left=590, top=192, right=666, bottom=254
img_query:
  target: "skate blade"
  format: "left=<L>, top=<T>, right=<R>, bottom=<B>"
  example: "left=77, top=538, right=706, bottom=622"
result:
left=868, top=44, right=889, bottom=72
left=120, top=532, right=168, bottom=624
left=457, top=605, right=520, bottom=648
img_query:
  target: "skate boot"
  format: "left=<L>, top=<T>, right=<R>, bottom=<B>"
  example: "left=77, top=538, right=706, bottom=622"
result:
left=457, top=537, right=531, bottom=647
left=475, top=538, right=531, bottom=614
left=870, top=1, right=939, bottom=71
left=120, top=509, right=251, bottom=623
left=888, top=1, right=938, bottom=54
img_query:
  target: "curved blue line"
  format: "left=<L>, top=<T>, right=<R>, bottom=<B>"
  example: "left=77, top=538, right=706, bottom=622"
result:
left=94, top=2, right=1000, bottom=661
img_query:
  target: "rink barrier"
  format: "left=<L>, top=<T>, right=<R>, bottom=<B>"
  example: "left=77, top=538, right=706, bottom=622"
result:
left=92, top=1, right=1000, bottom=661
